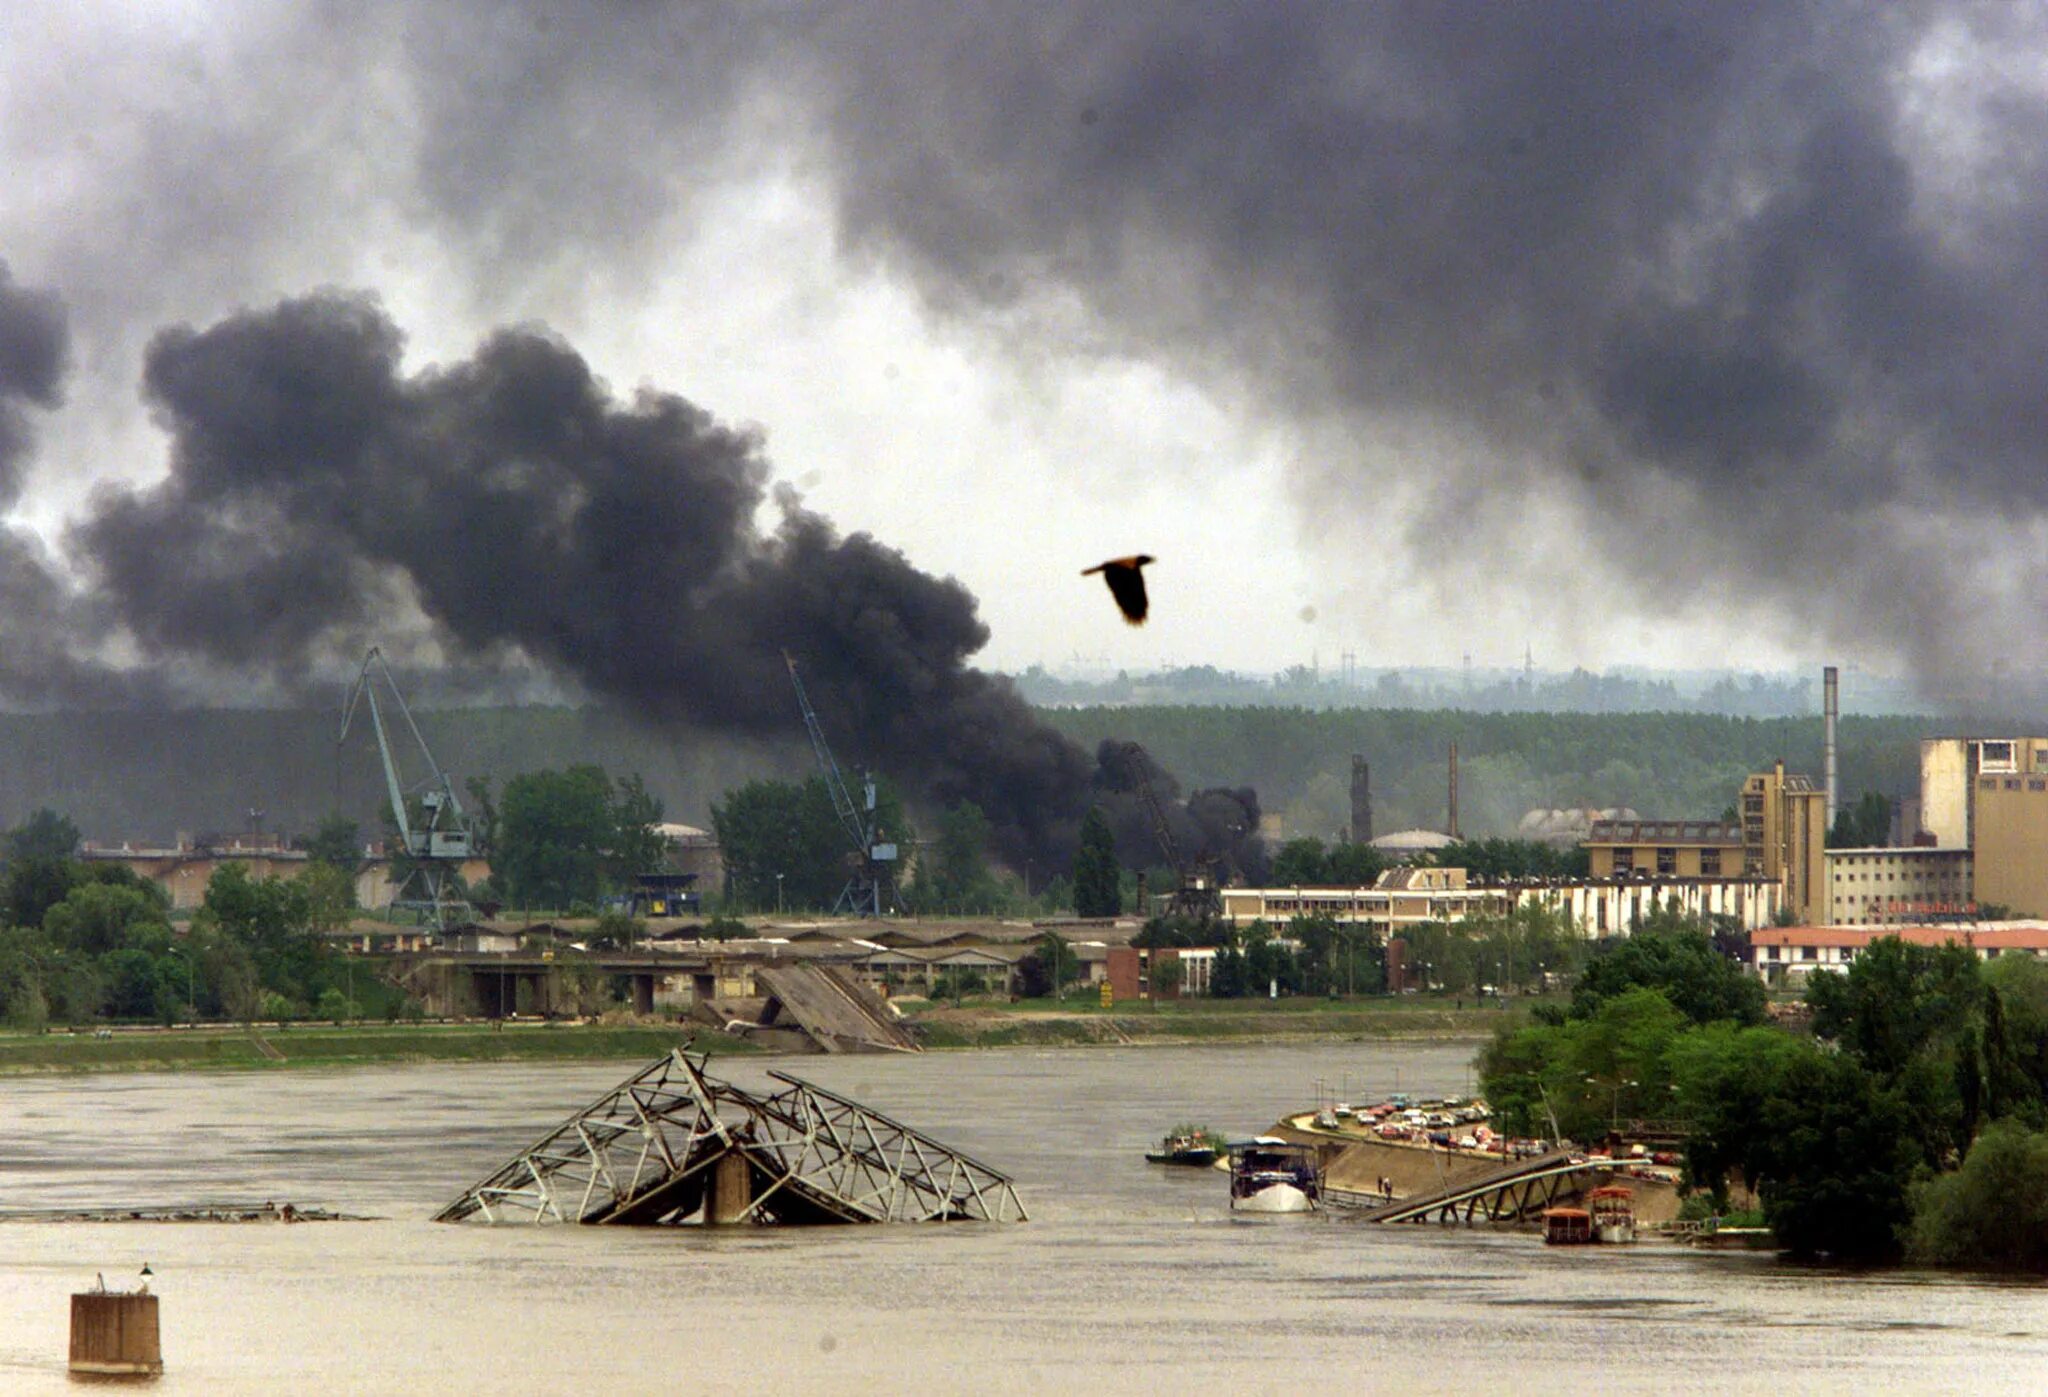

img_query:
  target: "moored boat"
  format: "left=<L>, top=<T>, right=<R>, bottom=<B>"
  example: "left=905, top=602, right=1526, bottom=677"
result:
left=1227, top=1138, right=1321, bottom=1213
left=1589, top=1185, right=1636, bottom=1244
left=1542, top=1206, right=1593, bottom=1245
left=1146, top=1129, right=1221, bottom=1167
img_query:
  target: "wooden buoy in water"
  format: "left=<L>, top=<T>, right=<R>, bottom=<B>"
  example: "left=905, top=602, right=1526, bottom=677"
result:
left=70, top=1288, right=162, bottom=1376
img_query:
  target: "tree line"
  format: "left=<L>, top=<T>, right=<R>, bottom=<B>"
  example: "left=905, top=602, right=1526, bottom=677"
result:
left=0, top=809, right=397, bottom=1026
left=1481, top=916, right=2048, bottom=1270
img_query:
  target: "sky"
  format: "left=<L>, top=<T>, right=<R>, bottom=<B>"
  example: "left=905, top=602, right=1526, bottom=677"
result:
left=3, top=2, right=2047, bottom=697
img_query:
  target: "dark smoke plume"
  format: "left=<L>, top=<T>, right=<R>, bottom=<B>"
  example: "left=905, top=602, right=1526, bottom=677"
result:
left=10, top=5, right=2048, bottom=687
left=60, top=289, right=1219, bottom=864
left=1093, top=740, right=1265, bottom=883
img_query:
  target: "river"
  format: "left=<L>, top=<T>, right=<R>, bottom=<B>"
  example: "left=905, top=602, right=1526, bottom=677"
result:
left=0, top=1041, right=2043, bottom=1393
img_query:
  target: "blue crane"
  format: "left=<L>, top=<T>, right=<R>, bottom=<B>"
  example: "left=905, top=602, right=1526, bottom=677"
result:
left=339, top=647, right=477, bottom=932
left=784, top=652, right=897, bottom=917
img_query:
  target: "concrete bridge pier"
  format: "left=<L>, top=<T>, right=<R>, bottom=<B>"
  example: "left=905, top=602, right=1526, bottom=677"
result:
left=706, top=1148, right=753, bottom=1223
left=630, top=973, right=655, bottom=1016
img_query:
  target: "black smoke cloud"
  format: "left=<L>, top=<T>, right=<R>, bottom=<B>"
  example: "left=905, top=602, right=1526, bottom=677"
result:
left=1093, top=739, right=1265, bottom=885
left=63, top=290, right=1137, bottom=862
left=112, top=0, right=2018, bottom=685
left=10, top=5, right=2048, bottom=684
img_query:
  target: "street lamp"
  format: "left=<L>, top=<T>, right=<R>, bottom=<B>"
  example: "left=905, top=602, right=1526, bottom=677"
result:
left=775, top=872, right=785, bottom=916
left=1587, top=1075, right=1638, bottom=1132
left=168, top=944, right=195, bottom=1025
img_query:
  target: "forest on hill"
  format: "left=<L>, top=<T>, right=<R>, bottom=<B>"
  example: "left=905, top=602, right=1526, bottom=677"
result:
left=1037, top=706, right=1964, bottom=843
left=0, top=703, right=1987, bottom=851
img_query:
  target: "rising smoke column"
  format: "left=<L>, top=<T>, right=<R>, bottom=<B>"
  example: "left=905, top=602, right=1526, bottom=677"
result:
left=68, top=290, right=1104, bottom=859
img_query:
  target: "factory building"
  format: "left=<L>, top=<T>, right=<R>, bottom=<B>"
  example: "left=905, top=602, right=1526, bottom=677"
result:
left=1583, top=820, right=1742, bottom=879
left=1821, top=737, right=2048, bottom=923
left=1823, top=846, right=1974, bottom=926
left=1219, top=867, right=1781, bottom=939
left=1581, top=762, right=1826, bottom=925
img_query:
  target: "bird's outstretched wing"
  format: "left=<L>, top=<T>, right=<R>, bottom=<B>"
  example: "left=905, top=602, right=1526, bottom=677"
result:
left=1083, top=556, right=1150, bottom=625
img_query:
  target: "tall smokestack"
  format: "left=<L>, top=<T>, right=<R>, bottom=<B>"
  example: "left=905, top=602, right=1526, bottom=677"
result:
left=1447, top=741, right=1460, bottom=840
left=1350, top=755, right=1372, bottom=844
left=1824, top=665, right=1839, bottom=833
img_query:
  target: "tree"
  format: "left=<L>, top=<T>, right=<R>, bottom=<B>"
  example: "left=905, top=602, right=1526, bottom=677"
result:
left=1211, top=943, right=1251, bottom=999
left=716, top=778, right=849, bottom=912
left=1572, top=921, right=1765, bottom=1026
left=302, top=814, right=364, bottom=873
left=1072, top=806, right=1121, bottom=917
left=1270, top=837, right=1330, bottom=886
left=1017, top=933, right=1079, bottom=998
left=1147, top=953, right=1185, bottom=1000
left=495, top=766, right=667, bottom=909
left=43, top=882, right=171, bottom=958
left=1745, top=1050, right=1918, bottom=1263
left=1827, top=790, right=1894, bottom=849
left=6, top=808, right=79, bottom=863
left=1325, top=841, right=1386, bottom=886
left=4, top=856, right=79, bottom=931
left=920, top=801, right=1001, bottom=912
left=1909, top=1122, right=2048, bottom=1271
left=197, top=863, right=332, bottom=1007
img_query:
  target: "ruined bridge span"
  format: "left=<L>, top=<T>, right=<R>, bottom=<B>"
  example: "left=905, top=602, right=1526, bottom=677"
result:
left=1330, top=1149, right=1629, bottom=1225
left=435, top=1049, right=1024, bottom=1228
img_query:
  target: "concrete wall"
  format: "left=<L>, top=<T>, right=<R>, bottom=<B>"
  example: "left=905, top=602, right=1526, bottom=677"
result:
left=1920, top=738, right=1973, bottom=848
left=1823, top=847, right=1974, bottom=925
left=1974, top=777, right=2048, bottom=916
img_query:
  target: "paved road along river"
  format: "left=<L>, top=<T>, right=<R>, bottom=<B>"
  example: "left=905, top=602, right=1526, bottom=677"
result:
left=1, top=1040, right=2044, bottom=1393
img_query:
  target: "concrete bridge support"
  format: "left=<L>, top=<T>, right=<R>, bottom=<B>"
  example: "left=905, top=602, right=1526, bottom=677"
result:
left=707, top=1149, right=754, bottom=1223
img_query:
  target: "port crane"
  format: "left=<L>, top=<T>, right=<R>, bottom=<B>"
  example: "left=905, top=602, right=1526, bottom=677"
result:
left=784, top=652, right=897, bottom=917
left=339, top=647, right=477, bottom=931
left=1116, top=741, right=1222, bottom=921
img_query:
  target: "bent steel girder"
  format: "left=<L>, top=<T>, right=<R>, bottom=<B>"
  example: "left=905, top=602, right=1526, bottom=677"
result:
left=744, top=1072, right=1027, bottom=1224
left=435, top=1051, right=1026, bottom=1226
left=434, top=1050, right=733, bottom=1224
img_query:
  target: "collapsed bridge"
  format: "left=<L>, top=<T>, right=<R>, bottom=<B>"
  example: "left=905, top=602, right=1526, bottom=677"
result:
left=434, top=1049, right=1025, bottom=1227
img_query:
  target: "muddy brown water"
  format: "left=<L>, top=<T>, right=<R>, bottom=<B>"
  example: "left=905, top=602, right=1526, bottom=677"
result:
left=1, top=1041, right=2044, bottom=1393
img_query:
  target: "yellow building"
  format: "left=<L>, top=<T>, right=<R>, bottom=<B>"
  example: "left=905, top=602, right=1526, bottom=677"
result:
left=1822, top=846, right=1974, bottom=926
left=1741, top=762, right=1826, bottom=925
left=1972, top=768, right=2048, bottom=917
left=1583, top=820, right=1743, bottom=879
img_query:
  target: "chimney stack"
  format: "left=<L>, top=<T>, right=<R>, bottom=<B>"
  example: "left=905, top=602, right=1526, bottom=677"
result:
left=1447, top=741, right=1460, bottom=841
left=1350, top=756, right=1373, bottom=845
left=1823, top=665, right=1839, bottom=832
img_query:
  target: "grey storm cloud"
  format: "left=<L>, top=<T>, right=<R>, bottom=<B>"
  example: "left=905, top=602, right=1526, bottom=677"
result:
left=62, top=0, right=2010, bottom=682
left=6, top=3, right=2048, bottom=712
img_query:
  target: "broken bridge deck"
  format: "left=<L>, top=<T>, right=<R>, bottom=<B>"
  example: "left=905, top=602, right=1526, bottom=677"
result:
left=433, top=1048, right=1022, bottom=1227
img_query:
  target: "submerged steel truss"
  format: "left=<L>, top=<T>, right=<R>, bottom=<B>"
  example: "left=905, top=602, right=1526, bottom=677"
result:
left=433, top=1049, right=1025, bottom=1227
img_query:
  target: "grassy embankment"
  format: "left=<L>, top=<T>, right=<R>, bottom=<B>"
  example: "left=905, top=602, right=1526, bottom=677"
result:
left=0, top=1021, right=760, bottom=1075
left=900, top=992, right=1540, bottom=1049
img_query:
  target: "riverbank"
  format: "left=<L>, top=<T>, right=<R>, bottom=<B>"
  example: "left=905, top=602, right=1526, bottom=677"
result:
left=0, top=1021, right=759, bottom=1075
left=0, top=995, right=1525, bottom=1073
left=901, top=995, right=1524, bottom=1048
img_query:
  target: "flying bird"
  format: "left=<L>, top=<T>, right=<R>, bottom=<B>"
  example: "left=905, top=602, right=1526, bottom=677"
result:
left=1083, top=554, right=1154, bottom=625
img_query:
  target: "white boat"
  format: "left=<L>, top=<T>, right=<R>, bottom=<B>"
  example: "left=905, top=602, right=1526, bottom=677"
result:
left=1233, top=1179, right=1315, bottom=1213
left=1589, top=1186, right=1636, bottom=1244
left=1227, top=1137, right=1321, bottom=1213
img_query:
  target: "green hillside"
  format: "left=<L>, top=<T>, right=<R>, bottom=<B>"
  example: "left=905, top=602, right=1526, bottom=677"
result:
left=0, top=703, right=1982, bottom=848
